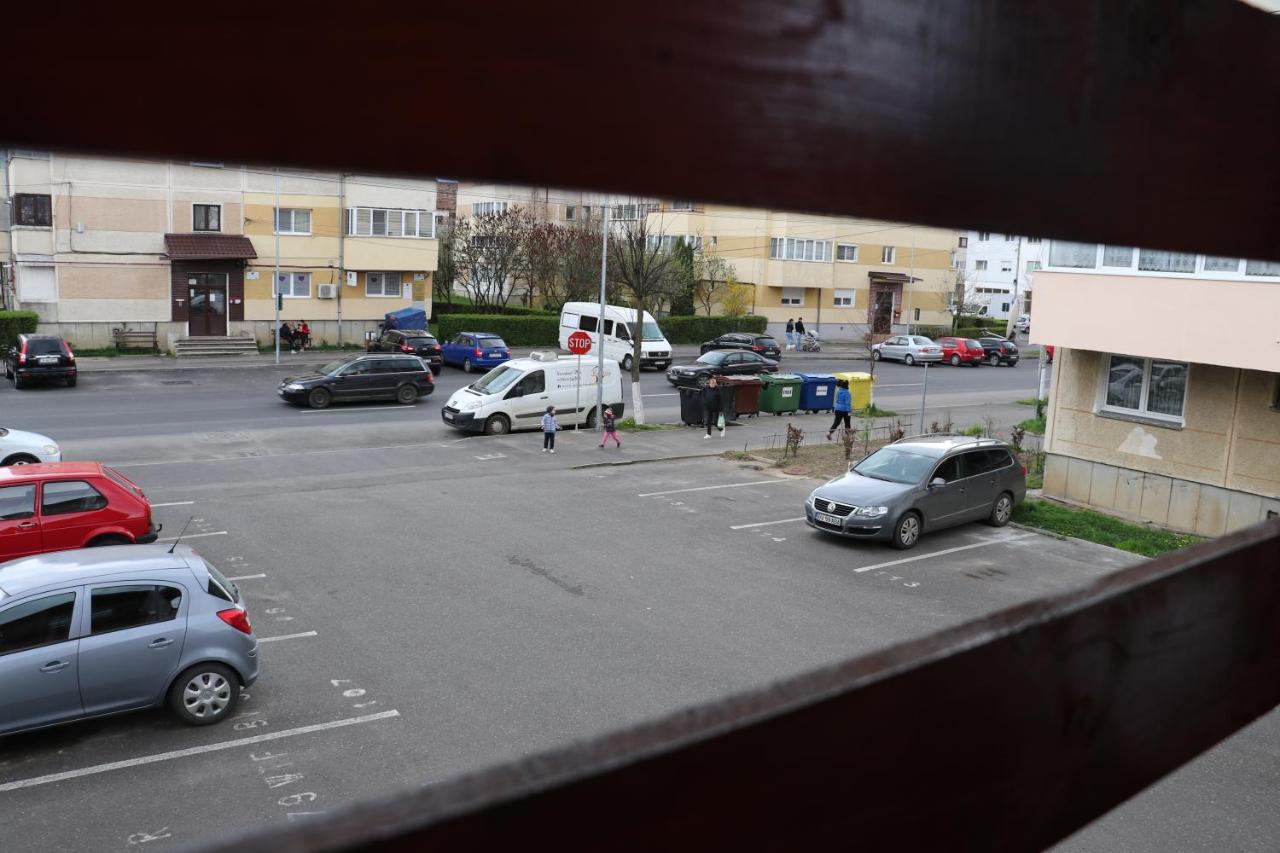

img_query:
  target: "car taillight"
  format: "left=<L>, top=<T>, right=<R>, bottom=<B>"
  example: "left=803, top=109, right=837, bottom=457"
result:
left=17, top=344, right=26, bottom=365
left=63, top=342, right=75, bottom=362
left=475, top=348, right=483, bottom=357
left=751, top=345, right=762, bottom=351
left=425, top=371, right=434, bottom=383
left=1021, top=464, right=1028, bottom=475
left=400, top=344, right=415, bottom=353
left=217, top=608, right=252, bottom=635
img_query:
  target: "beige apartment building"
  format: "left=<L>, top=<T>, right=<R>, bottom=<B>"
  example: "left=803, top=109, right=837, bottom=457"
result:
left=1034, top=242, right=1280, bottom=535
left=2, top=151, right=439, bottom=351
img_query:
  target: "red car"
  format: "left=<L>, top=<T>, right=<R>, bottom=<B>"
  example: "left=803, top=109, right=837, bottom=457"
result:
left=937, top=337, right=986, bottom=366
left=1046, top=345, right=1055, bottom=363
left=0, top=462, right=159, bottom=562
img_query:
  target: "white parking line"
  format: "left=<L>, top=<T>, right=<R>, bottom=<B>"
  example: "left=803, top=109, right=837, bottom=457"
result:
left=258, top=630, right=318, bottom=643
left=299, top=405, right=418, bottom=414
left=151, top=501, right=195, bottom=508
left=0, top=710, right=401, bottom=793
left=874, top=383, right=923, bottom=389
left=853, top=532, right=1037, bottom=573
left=156, top=530, right=227, bottom=542
left=647, top=393, right=679, bottom=397
left=227, top=573, right=266, bottom=581
left=730, top=517, right=806, bottom=530
left=638, top=480, right=799, bottom=498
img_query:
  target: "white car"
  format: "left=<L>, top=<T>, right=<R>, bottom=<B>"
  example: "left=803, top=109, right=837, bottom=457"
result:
left=1015, top=316, right=1030, bottom=334
left=0, top=427, right=61, bottom=466
left=871, top=335, right=943, bottom=366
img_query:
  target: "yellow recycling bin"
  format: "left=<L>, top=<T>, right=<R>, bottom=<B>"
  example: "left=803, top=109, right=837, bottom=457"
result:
left=832, top=371, right=874, bottom=411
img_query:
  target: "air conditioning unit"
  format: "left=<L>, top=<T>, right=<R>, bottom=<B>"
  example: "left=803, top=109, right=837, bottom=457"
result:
left=317, top=284, right=336, bottom=299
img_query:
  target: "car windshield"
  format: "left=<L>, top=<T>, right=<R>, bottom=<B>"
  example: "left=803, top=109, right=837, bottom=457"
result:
left=852, top=447, right=935, bottom=484
left=641, top=322, right=664, bottom=341
left=967, top=339, right=983, bottom=348
left=477, top=338, right=508, bottom=350
left=697, top=352, right=728, bottom=365
left=757, top=337, right=779, bottom=347
left=911, top=337, right=933, bottom=346
left=26, top=339, right=63, bottom=355
left=405, top=336, right=436, bottom=346
left=320, top=359, right=351, bottom=374
left=471, top=364, right=522, bottom=394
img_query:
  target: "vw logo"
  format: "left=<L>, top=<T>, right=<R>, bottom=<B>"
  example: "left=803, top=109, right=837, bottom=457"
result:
left=826, top=500, right=837, bottom=512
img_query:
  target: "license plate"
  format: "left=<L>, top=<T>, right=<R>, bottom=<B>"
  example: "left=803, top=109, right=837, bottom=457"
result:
left=443, top=411, right=454, bottom=421
left=38, top=356, right=59, bottom=364
left=815, top=511, right=842, bottom=525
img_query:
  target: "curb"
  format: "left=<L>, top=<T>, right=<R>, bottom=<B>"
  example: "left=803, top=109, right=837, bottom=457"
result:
left=570, top=450, right=728, bottom=469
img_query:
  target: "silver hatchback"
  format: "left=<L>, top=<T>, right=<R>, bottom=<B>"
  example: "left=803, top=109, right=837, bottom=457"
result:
left=806, top=435, right=1027, bottom=549
left=0, top=544, right=259, bottom=735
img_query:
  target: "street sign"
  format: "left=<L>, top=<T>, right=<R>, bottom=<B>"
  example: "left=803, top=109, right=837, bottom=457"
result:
left=567, top=331, right=592, bottom=355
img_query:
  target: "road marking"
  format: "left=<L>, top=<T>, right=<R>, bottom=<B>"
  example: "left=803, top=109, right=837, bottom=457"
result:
left=151, top=501, right=195, bottom=508
left=111, top=441, right=440, bottom=468
left=0, top=710, right=400, bottom=793
left=874, top=383, right=923, bottom=389
left=298, top=405, right=418, bottom=414
left=730, top=517, right=806, bottom=530
left=227, top=573, right=267, bottom=581
left=853, top=532, right=1037, bottom=573
left=638, top=480, right=798, bottom=498
left=156, top=530, right=227, bottom=542
left=258, top=630, right=318, bottom=643
left=646, top=393, right=679, bottom=397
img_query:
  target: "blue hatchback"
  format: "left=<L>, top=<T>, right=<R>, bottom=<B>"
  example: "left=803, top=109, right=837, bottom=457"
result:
left=441, top=332, right=511, bottom=373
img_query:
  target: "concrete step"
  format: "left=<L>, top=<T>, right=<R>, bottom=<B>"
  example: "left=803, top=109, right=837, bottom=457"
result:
left=175, top=336, right=260, bottom=358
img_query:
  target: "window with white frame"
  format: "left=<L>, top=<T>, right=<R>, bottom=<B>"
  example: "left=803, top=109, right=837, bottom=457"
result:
left=833, top=289, right=855, bottom=307
left=274, top=208, right=312, bottom=235
left=274, top=272, right=311, bottom=298
left=1138, top=249, right=1197, bottom=274
left=958, top=236, right=968, bottom=247
left=836, top=244, right=859, bottom=262
left=978, top=231, right=990, bottom=241
left=610, top=203, right=656, bottom=221
left=366, top=271, right=402, bottom=297
left=193, top=204, right=221, bottom=232
left=881, top=246, right=896, bottom=264
left=1049, top=241, right=1098, bottom=268
left=1102, top=245, right=1134, bottom=267
left=472, top=201, right=508, bottom=217
left=1026, top=260, right=1041, bottom=273
left=1026, top=237, right=1041, bottom=244
left=769, top=237, right=831, bottom=262
left=647, top=234, right=702, bottom=252
left=975, top=260, right=988, bottom=271
left=670, top=201, right=694, bottom=211
left=1245, top=259, right=1280, bottom=276
left=564, top=205, right=576, bottom=221
left=1203, top=256, right=1241, bottom=272
left=347, top=208, right=435, bottom=238
left=1101, top=354, right=1189, bottom=422
left=780, top=287, right=804, bottom=306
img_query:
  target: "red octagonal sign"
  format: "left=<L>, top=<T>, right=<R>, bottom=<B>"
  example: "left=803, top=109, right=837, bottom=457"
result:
left=567, top=331, right=593, bottom=355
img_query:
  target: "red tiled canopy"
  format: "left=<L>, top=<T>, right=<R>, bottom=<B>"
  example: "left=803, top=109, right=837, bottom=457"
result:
left=164, top=233, right=257, bottom=260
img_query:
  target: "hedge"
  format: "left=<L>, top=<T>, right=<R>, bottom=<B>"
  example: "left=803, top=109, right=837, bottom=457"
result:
left=0, top=310, right=40, bottom=344
left=431, top=302, right=552, bottom=319
left=435, top=314, right=560, bottom=347
left=657, top=315, right=768, bottom=344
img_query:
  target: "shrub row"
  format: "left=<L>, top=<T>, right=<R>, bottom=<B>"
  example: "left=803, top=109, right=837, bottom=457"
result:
left=0, top=310, right=40, bottom=344
left=435, top=314, right=560, bottom=347
left=431, top=302, right=552, bottom=319
left=657, top=315, right=768, bottom=344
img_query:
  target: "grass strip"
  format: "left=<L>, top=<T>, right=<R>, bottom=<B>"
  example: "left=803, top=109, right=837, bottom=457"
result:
left=1012, top=499, right=1201, bottom=557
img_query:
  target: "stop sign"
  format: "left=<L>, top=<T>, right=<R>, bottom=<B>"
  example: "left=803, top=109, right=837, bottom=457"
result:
left=567, top=331, right=593, bottom=355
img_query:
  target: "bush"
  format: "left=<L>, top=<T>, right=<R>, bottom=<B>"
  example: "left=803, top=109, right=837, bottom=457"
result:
left=657, top=315, right=768, bottom=344
left=431, top=302, right=552, bottom=320
left=435, top=314, right=559, bottom=347
left=0, top=310, right=40, bottom=344
left=914, top=325, right=949, bottom=340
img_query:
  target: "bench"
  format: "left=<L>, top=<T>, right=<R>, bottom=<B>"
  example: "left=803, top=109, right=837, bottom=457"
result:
left=112, top=328, right=159, bottom=351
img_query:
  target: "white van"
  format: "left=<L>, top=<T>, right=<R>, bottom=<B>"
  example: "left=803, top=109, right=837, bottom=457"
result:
left=441, top=351, right=625, bottom=435
left=558, top=302, right=672, bottom=371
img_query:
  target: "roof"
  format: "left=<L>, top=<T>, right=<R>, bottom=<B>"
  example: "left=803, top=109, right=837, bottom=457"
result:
left=890, top=435, right=1010, bottom=456
left=164, top=233, right=257, bottom=260
left=0, top=545, right=195, bottom=598
left=0, top=461, right=104, bottom=482
left=458, top=331, right=505, bottom=338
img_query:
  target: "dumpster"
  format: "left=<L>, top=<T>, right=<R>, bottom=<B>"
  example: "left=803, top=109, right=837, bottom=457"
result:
left=678, top=386, right=705, bottom=426
left=759, top=373, right=803, bottom=416
left=797, top=373, right=837, bottom=413
left=719, top=375, right=763, bottom=418
left=833, top=371, right=874, bottom=411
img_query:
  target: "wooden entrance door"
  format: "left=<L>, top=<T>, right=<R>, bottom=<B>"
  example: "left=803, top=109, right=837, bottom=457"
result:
left=188, top=273, right=228, bottom=336
left=872, top=289, right=895, bottom=333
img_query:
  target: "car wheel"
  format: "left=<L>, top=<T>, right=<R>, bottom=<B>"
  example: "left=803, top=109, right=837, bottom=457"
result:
left=3, top=362, right=11, bottom=379
left=395, top=384, right=418, bottom=404
left=904, top=354, right=915, bottom=366
left=988, top=492, right=1014, bottom=527
left=871, top=350, right=881, bottom=361
left=949, top=354, right=961, bottom=366
left=463, top=358, right=474, bottom=373
left=483, top=413, right=511, bottom=436
left=66, top=377, right=77, bottom=388
left=585, top=407, right=598, bottom=429
left=168, top=663, right=239, bottom=726
left=13, top=374, right=25, bottom=389
left=622, top=354, right=634, bottom=372
left=1, top=454, right=40, bottom=466
left=87, top=534, right=131, bottom=547
left=989, top=353, right=1001, bottom=366
left=307, top=387, right=332, bottom=409
left=890, top=512, right=921, bottom=550
left=431, top=366, right=441, bottom=376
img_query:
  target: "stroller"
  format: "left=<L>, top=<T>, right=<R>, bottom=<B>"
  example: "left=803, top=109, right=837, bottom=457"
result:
left=799, top=331, right=821, bottom=353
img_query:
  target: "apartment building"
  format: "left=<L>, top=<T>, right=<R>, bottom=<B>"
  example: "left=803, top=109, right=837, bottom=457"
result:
left=2, top=152, right=438, bottom=350
left=1034, top=242, right=1280, bottom=535
left=962, top=231, right=1048, bottom=321
left=454, top=184, right=615, bottom=224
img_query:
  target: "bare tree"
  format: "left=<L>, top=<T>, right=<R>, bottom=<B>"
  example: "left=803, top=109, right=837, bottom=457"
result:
left=522, top=220, right=563, bottom=309
left=433, top=221, right=457, bottom=306
left=608, top=216, right=678, bottom=424
left=694, top=250, right=735, bottom=316
left=452, top=207, right=532, bottom=308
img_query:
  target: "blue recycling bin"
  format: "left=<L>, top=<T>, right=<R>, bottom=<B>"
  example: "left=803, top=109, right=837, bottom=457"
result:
left=797, top=373, right=837, bottom=413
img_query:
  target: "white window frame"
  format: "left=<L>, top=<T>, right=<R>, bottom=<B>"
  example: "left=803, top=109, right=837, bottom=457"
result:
left=881, top=246, right=896, bottom=264
left=365, top=271, right=403, bottom=298
left=192, top=203, right=221, bottom=233
left=836, top=244, right=859, bottom=262
left=670, top=201, right=695, bottom=211
left=833, top=289, right=855, bottom=307
left=564, top=205, right=576, bottom=221
left=472, top=201, right=509, bottom=217
left=274, top=271, right=311, bottom=299
left=780, top=287, right=804, bottom=306
left=347, top=208, right=435, bottom=239
left=974, top=259, right=988, bottom=271
left=769, top=237, right=831, bottom=263
left=1096, top=354, right=1189, bottom=425
left=274, top=208, right=312, bottom=236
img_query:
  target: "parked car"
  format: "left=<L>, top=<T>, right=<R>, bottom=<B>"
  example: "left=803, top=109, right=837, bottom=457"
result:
left=1045, top=344, right=1055, bottom=363
left=441, top=332, right=511, bottom=373
left=666, top=350, right=779, bottom=387
left=559, top=302, right=672, bottom=371
left=0, top=428, right=61, bottom=466
left=977, top=336, right=1020, bottom=366
left=367, top=329, right=443, bottom=374
left=805, top=435, right=1026, bottom=550
left=936, top=337, right=986, bottom=367
left=5, top=334, right=77, bottom=389
left=0, top=462, right=159, bottom=562
left=278, top=353, right=433, bottom=409
left=870, top=335, right=943, bottom=366
left=1015, top=315, right=1031, bottom=334
left=0, top=544, right=259, bottom=734
left=699, top=333, right=782, bottom=361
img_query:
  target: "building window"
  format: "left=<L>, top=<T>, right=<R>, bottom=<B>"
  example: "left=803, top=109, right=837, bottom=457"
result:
left=958, top=236, right=968, bottom=247
left=881, top=246, right=896, bottom=264
left=472, top=201, right=508, bottom=217
left=1026, top=237, right=1041, bottom=244
left=978, top=231, right=990, bottom=241
left=347, top=208, right=435, bottom=238
left=833, top=289, right=855, bottom=307
left=1000, top=261, right=1012, bottom=273
left=274, top=272, right=311, bottom=298
left=1101, top=354, right=1189, bottom=422
left=12, top=194, right=52, bottom=227
left=1026, top=260, right=1041, bottom=273
left=610, top=203, right=656, bottom=221
left=1049, top=241, right=1098, bottom=268
left=975, top=260, right=988, bottom=271
left=192, top=204, right=221, bottom=232
left=1245, top=259, right=1280, bottom=277
left=1138, top=249, right=1197, bottom=274
left=583, top=205, right=592, bottom=218
left=565, top=205, right=576, bottom=221
left=1001, top=302, right=1010, bottom=312
left=1099, top=245, right=1133, bottom=267
left=274, top=208, right=312, bottom=235
left=769, top=238, right=831, bottom=262
left=1203, top=256, right=1241, bottom=272
left=836, top=244, right=859, bottom=262
left=670, top=201, right=695, bottom=211
left=780, top=287, right=804, bottom=306
left=366, top=271, right=402, bottom=297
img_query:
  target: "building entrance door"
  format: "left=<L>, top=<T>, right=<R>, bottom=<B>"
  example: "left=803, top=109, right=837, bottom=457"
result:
left=188, top=273, right=228, bottom=336
left=872, top=289, right=895, bottom=333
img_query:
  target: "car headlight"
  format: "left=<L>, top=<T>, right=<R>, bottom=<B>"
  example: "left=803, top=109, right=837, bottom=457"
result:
left=43, top=444, right=59, bottom=456
left=806, top=492, right=817, bottom=507
left=853, top=506, right=888, bottom=517
left=463, top=399, right=485, bottom=411
left=284, top=383, right=304, bottom=391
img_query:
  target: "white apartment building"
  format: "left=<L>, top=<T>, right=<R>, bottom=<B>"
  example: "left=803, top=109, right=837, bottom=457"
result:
left=962, top=231, right=1050, bottom=321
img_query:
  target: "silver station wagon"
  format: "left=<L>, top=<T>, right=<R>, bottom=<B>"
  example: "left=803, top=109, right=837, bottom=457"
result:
left=806, top=435, right=1027, bottom=549
left=0, top=545, right=259, bottom=736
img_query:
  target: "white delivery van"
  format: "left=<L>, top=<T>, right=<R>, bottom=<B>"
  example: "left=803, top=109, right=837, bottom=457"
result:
left=558, top=302, right=672, bottom=371
left=441, top=351, right=625, bottom=435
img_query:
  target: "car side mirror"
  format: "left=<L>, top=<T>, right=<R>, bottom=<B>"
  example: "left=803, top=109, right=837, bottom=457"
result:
left=929, top=478, right=946, bottom=489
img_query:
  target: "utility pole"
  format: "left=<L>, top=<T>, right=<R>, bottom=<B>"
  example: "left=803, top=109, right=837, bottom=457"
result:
left=1006, top=237, right=1023, bottom=339
left=336, top=173, right=345, bottom=347
left=596, top=203, right=609, bottom=431
left=905, top=225, right=917, bottom=335
left=274, top=170, right=281, bottom=365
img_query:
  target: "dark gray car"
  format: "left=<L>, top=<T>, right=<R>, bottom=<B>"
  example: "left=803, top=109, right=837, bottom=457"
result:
left=805, top=435, right=1026, bottom=549
left=0, top=544, right=259, bottom=735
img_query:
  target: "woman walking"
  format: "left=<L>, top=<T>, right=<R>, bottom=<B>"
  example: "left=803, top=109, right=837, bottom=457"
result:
left=702, top=376, right=724, bottom=439
left=785, top=318, right=795, bottom=351
left=541, top=406, right=561, bottom=453
left=826, top=379, right=853, bottom=441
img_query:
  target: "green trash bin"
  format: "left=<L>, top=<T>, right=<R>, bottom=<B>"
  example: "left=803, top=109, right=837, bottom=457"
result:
left=759, top=373, right=803, bottom=416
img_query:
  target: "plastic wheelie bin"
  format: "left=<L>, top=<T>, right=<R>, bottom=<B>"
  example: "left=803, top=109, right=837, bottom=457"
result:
left=759, top=373, right=803, bottom=416
left=719, top=375, right=763, bottom=418
left=678, top=385, right=706, bottom=426
left=832, top=371, right=874, bottom=411
left=797, top=373, right=837, bottom=413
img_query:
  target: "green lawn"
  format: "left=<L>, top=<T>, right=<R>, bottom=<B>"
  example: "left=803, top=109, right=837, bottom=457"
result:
left=853, top=404, right=897, bottom=418
left=1017, top=415, right=1046, bottom=435
left=1015, top=397, right=1039, bottom=407
left=616, top=417, right=672, bottom=431
left=1012, top=499, right=1202, bottom=557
